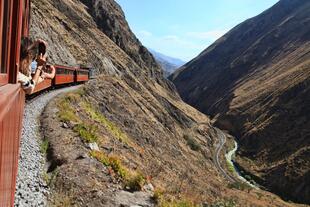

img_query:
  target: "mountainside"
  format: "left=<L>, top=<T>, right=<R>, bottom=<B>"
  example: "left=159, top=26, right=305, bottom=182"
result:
left=170, top=0, right=310, bottom=204
left=30, top=0, right=306, bottom=206
left=149, top=49, right=185, bottom=77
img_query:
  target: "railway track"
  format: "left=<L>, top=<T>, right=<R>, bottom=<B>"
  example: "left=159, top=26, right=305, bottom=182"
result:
left=15, top=86, right=82, bottom=206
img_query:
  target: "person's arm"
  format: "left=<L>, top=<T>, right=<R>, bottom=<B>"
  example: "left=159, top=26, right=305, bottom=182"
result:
left=41, top=65, right=56, bottom=79
left=32, top=65, right=43, bottom=85
left=32, top=53, right=46, bottom=85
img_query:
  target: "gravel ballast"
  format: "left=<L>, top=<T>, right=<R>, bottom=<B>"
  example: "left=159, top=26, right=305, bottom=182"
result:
left=14, top=86, right=81, bottom=207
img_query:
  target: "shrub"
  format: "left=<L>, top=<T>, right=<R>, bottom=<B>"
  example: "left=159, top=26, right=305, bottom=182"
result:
left=109, top=156, right=128, bottom=179
left=153, top=188, right=164, bottom=204
left=74, top=123, right=98, bottom=143
left=207, top=198, right=237, bottom=207
left=152, top=190, right=199, bottom=207
left=124, top=172, right=145, bottom=191
left=184, top=134, right=201, bottom=151
left=89, top=150, right=110, bottom=166
left=90, top=150, right=146, bottom=191
left=57, top=97, right=80, bottom=123
left=40, top=139, right=49, bottom=154
left=227, top=181, right=251, bottom=191
left=160, top=199, right=198, bottom=207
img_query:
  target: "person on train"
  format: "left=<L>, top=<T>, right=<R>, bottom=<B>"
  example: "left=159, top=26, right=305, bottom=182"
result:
left=18, top=38, right=55, bottom=94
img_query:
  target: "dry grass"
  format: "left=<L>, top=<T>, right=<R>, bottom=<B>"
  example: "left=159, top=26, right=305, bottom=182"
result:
left=184, top=134, right=201, bottom=151
left=81, top=102, right=130, bottom=144
left=50, top=192, right=73, bottom=207
left=56, top=93, right=81, bottom=123
left=89, top=150, right=146, bottom=191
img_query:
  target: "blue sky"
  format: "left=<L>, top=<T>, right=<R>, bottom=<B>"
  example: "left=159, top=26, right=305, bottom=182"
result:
left=116, top=0, right=279, bottom=61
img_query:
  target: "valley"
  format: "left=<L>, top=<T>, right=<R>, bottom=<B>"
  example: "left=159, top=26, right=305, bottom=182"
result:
left=171, top=0, right=310, bottom=204
left=15, top=0, right=309, bottom=206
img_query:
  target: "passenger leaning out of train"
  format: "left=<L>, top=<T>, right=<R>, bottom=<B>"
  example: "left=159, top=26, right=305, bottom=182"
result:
left=18, top=38, right=56, bottom=94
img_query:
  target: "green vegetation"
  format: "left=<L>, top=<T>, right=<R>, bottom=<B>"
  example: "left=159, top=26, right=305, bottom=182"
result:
left=42, top=172, right=50, bottom=185
left=124, top=172, right=145, bottom=191
left=89, top=150, right=145, bottom=191
left=152, top=189, right=199, bottom=207
left=156, top=198, right=199, bottom=207
left=153, top=188, right=164, bottom=203
left=81, top=102, right=130, bottom=144
left=40, top=138, right=49, bottom=154
left=227, top=181, right=251, bottom=191
left=57, top=94, right=80, bottom=123
left=207, top=198, right=237, bottom=207
left=153, top=191, right=237, bottom=207
left=74, top=123, right=98, bottom=143
left=255, top=192, right=263, bottom=200
left=226, top=160, right=235, bottom=174
left=75, top=87, right=86, bottom=96
left=57, top=91, right=130, bottom=145
left=44, top=169, right=59, bottom=187
left=184, top=134, right=201, bottom=151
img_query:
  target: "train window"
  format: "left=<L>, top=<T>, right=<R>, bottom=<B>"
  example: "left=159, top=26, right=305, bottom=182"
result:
left=0, top=0, right=10, bottom=75
left=56, top=68, right=61, bottom=74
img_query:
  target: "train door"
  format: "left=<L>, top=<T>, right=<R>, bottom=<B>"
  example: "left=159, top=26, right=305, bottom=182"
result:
left=0, top=0, right=29, bottom=206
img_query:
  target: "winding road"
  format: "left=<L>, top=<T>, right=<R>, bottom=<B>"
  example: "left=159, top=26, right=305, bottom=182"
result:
left=213, top=128, right=236, bottom=182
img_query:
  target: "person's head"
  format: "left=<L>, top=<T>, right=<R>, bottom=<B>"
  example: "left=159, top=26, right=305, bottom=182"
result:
left=20, top=37, right=38, bottom=76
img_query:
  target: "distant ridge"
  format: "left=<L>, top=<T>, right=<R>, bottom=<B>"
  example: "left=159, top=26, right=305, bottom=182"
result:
left=149, top=48, right=185, bottom=77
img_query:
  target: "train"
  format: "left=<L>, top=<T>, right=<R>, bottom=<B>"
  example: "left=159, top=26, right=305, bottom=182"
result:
left=0, top=0, right=89, bottom=206
left=31, top=65, right=90, bottom=95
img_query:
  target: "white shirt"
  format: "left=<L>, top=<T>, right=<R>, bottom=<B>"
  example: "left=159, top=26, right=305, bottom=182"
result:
left=18, top=72, right=36, bottom=92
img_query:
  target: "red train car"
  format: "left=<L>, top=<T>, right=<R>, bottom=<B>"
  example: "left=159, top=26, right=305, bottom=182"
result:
left=31, top=79, right=52, bottom=94
left=53, top=65, right=75, bottom=85
left=0, top=0, right=30, bottom=206
left=75, top=68, right=89, bottom=82
left=29, top=65, right=89, bottom=95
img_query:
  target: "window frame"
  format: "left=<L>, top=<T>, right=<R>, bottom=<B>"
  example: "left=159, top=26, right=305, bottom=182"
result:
left=0, top=0, right=11, bottom=86
left=0, top=0, right=25, bottom=86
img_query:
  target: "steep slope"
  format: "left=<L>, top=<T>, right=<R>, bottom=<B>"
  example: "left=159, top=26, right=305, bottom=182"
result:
left=30, top=0, right=306, bottom=206
left=149, top=49, right=185, bottom=77
left=170, top=0, right=310, bottom=203
left=79, top=0, right=161, bottom=76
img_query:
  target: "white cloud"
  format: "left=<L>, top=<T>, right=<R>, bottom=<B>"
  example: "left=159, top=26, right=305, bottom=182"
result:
left=137, top=30, right=152, bottom=38
left=186, top=29, right=228, bottom=41
left=159, top=35, right=203, bottom=50
left=134, top=30, right=218, bottom=61
left=161, top=35, right=179, bottom=41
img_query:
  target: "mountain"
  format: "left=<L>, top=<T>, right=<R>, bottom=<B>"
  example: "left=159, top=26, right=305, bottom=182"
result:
left=149, top=49, right=185, bottom=77
left=30, top=0, right=305, bottom=206
left=170, top=0, right=310, bottom=204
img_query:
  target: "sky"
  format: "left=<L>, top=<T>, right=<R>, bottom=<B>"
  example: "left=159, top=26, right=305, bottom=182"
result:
left=116, top=0, right=279, bottom=61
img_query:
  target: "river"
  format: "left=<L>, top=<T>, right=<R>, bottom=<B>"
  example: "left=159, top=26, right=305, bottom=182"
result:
left=225, top=141, right=259, bottom=189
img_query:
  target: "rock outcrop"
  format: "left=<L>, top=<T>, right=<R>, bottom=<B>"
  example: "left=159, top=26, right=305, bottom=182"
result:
left=170, top=0, right=310, bottom=203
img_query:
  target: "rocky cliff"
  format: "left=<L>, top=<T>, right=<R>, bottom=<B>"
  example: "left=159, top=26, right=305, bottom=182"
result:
left=170, top=0, right=310, bottom=203
left=30, top=0, right=305, bottom=206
